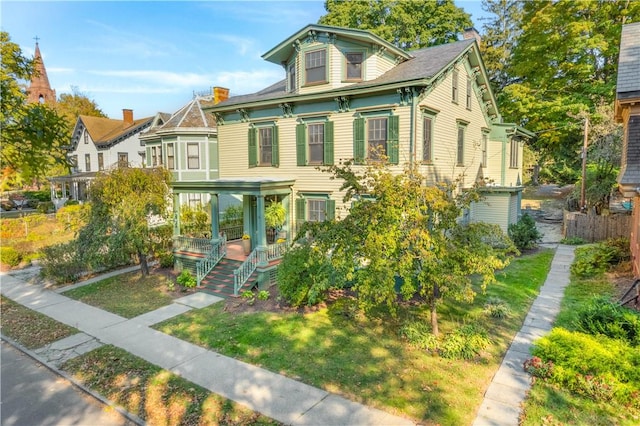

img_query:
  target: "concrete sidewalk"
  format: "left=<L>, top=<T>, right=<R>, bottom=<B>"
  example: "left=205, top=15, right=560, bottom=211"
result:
left=473, top=244, right=576, bottom=426
left=0, top=271, right=413, bottom=426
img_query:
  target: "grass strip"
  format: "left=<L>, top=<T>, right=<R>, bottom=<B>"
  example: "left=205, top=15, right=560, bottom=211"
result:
left=1, top=295, right=78, bottom=349
left=62, top=271, right=174, bottom=318
left=62, top=345, right=280, bottom=426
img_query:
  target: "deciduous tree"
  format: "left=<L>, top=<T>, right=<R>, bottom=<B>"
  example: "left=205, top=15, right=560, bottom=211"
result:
left=318, top=0, right=472, bottom=49
left=79, top=167, right=172, bottom=276
left=294, top=161, right=516, bottom=335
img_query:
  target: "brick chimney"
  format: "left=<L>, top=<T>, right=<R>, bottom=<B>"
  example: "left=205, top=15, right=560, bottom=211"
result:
left=213, top=87, right=229, bottom=105
left=463, top=27, right=481, bottom=44
left=122, top=109, right=134, bottom=126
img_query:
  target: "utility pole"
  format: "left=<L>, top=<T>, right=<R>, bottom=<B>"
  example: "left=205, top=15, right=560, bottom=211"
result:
left=580, top=116, right=589, bottom=213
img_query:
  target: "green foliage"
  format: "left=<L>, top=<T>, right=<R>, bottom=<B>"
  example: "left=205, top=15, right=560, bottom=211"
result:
left=257, top=290, right=270, bottom=301
left=523, top=356, right=554, bottom=379
left=149, top=224, right=173, bottom=255
left=39, top=241, right=84, bottom=284
left=277, top=243, right=334, bottom=307
left=560, top=236, right=587, bottom=245
left=36, top=201, right=54, bottom=214
left=0, top=246, right=21, bottom=267
left=79, top=167, right=172, bottom=276
left=532, top=328, right=640, bottom=408
left=65, top=200, right=79, bottom=206
left=508, top=213, right=542, bottom=250
left=23, top=190, right=51, bottom=202
left=319, top=0, right=472, bottom=50
left=220, top=204, right=243, bottom=226
left=241, top=290, right=254, bottom=300
left=180, top=204, right=210, bottom=238
left=571, top=239, right=630, bottom=278
left=177, top=270, right=196, bottom=289
left=55, top=204, right=89, bottom=232
left=55, top=87, right=107, bottom=135
left=264, top=201, right=286, bottom=230
left=157, top=251, right=174, bottom=269
left=439, top=324, right=492, bottom=360
left=399, top=320, right=438, bottom=352
left=483, top=296, right=511, bottom=319
left=573, top=296, right=640, bottom=346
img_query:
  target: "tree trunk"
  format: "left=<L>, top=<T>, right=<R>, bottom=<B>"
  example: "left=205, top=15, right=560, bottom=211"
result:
left=138, top=250, right=149, bottom=277
left=430, top=284, right=440, bottom=336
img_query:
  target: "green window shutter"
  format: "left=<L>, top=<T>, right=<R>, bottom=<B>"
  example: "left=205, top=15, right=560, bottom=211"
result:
left=353, top=117, right=365, bottom=164
left=296, top=123, right=307, bottom=166
left=248, top=127, right=257, bottom=167
left=324, top=121, right=334, bottom=165
left=271, top=125, right=279, bottom=167
left=326, top=199, right=336, bottom=220
left=387, top=115, right=399, bottom=164
left=295, top=198, right=306, bottom=226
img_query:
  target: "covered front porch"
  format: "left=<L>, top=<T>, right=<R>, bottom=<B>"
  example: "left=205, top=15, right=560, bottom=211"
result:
left=171, top=177, right=295, bottom=296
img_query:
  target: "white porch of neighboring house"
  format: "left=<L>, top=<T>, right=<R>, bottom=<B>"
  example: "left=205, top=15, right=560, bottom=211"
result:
left=48, top=172, right=96, bottom=209
left=171, top=177, right=295, bottom=298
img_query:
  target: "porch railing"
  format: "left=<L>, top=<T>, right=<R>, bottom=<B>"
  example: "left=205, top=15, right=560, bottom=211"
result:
left=196, top=235, right=227, bottom=286
left=266, top=240, right=288, bottom=261
left=233, top=249, right=258, bottom=296
left=173, top=236, right=212, bottom=253
left=220, top=224, right=243, bottom=241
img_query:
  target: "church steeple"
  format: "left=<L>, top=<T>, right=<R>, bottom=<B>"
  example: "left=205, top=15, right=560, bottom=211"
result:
left=27, top=38, right=56, bottom=105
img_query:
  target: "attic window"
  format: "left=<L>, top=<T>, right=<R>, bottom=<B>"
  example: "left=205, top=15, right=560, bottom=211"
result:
left=345, top=52, right=363, bottom=81
left=305, top=49, right=326, bottom=85
left=288, top=63, right=297, bottom=92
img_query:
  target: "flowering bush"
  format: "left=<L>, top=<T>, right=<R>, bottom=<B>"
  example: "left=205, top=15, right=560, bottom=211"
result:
left=242, top=234, right=250, bottom=240
left=523, top=356, right=554, bottom=379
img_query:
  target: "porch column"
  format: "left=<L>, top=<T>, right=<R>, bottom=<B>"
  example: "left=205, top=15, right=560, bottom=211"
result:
left=173, top=193, right=181, bottom=237
left=210, top=193, right=220, bottom=241
left=256, top=194, right=268, bottom=266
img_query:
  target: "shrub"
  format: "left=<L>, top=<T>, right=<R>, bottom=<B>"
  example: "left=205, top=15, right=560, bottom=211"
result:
left=257, top=290, right=270, bottom=301
left=571, top=239, right=630, bottom=278
left=399, top=320, right=439, bottom=351
left=277, top=243, right=333, bottom=307
left=532, top=328, right=640, bottom=408
left=65, top=200, right=80, bottom=206
left=560, top=236, right=587, bottom=245
left=23, top=190, right=51, bottom=202
left=523, top=356, right=554, bottom=379
left=508, top=213, right=542, bottom=250
left=483, top=296, right=511, bottom=319
left=37, top=201, right=55, bottom=214
left=56, top=204, right=89, bottom=232
left=177, top=270, right=196, bottom=289
left=439, top=324, right=491, bottom=360
left=39, top=241, right=84, bottom=284
left=0, top=246, right=21, bottom=267
left=573, top=296, right=640, bottom=346
left=157, top=251, right=174, bottom=269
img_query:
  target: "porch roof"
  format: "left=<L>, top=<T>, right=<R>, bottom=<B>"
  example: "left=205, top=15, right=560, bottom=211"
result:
left=171, top=177, right=295, bottom=196
left=48, top=171, right=97, bottom=183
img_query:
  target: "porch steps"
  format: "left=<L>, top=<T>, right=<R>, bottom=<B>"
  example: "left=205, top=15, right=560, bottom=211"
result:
left=199, top=258, right=258, bottom=298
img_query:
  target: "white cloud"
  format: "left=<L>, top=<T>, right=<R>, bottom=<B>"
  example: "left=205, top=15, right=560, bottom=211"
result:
left=48, top=67, right=75, bottom=74
left=205, top=33, right=256, bottom=56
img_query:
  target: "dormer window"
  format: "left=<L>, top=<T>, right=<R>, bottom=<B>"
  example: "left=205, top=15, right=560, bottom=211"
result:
left=305, top=49, right=326, bottom=85
left=345, top=52, right=363, bottom=81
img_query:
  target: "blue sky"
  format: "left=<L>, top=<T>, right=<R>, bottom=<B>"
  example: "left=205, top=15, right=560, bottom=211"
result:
left=1, top=1, right=488, bottom=119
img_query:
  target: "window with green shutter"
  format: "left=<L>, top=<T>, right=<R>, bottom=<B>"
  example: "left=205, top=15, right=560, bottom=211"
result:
left=296, top=195, right=336, bottom=225
left=248, top=127, right=257, bottom=167
left=249, top=124, right=279, bottom=167
left=296, top=120, right=334, bottom=166
left=353, top=115, right=399, bottom=164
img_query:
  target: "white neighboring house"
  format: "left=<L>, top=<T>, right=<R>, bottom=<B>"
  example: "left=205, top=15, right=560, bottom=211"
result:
left=49, top=109, right=155, bottom=206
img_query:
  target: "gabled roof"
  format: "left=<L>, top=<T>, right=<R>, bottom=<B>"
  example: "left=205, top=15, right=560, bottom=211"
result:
left=616, top=22, right=640, bottom=100
left=141, top=97, right=217, bottom=140
left=262, top=24, right=413, bottom=65
left=70, top=114, right=153, bottom=151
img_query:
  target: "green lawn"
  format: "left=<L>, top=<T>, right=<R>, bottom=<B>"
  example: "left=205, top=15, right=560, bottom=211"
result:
left=62, top=270, right=175, bottom=318
left=156, top=249, right=555, bottom=425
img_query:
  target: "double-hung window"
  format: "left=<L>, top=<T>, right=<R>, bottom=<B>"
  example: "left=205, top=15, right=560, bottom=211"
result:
left=452, top=69, right=459, bottom=103
left=423, top=116, right=434, bottom=163
left=466, top=78, right=472, bottom=109
left=481, top=131, right=488, bottom=168
left=98, top=153, right=104, bottom=171
left=345, top=52, right=363, bottom=81
left=118, top=152, right=128, bottom=168
left=510, top=139, right=519, bottom=168
left=295, top=195, right=336, bottom=227
left=296, top=120, right=334, bottom=166
left=288, top=62, right=297, bottom=92
left=248, top=124, right=279, bottom=167
left=187, top=143, right=200, bottom=169
left=151, top=147, right=158, bottom=166
left=305, top=49, right=326, bottom=85
left=456, top=122, right=466, bottom=166
left=353, top=115, right=399, bottom=164
left=85, top=154, right=91, bottom=172
left=166, top=143, right=175, bottom=170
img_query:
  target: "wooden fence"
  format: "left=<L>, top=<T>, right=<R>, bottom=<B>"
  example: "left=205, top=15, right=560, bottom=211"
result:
left=564, top=211, right=632, bottom=242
